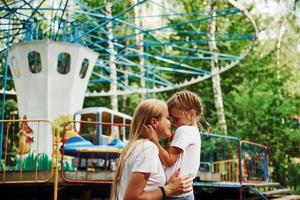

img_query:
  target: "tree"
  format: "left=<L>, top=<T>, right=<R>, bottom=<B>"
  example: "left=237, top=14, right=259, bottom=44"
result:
left=208, top=0, right=227, bottom=134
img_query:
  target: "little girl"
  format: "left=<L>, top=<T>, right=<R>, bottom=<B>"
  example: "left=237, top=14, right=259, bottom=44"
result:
left=145, top=90, right=211, bottom=200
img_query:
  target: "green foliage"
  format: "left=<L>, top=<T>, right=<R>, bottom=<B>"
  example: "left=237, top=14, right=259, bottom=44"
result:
left=287, top=162, right=300, bottom=194
left=165, top=0, right=300, bottom=192
left=0, top=98, right=18, bottom=119
left=62, top=159, right=76, bottom=171
left=53, top=115, right=73, bottom=129
left=53, top=115, right=73, bottom=139
left=223, top=49, right=300, bottom=191
left=0, top=0, right=299, bottom=193
left=14, top=153, right=52, bottom=171
left=3, top=152, right=76, bottom=171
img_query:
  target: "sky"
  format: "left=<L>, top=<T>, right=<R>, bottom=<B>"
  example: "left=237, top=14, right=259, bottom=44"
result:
left=239, top=0, right=300, bottom=42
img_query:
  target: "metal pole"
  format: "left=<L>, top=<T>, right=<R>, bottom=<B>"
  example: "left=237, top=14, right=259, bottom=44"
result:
left=145, top=32, right=149, bottom=98
left=0, top=14, right=11, bottom=162
left=53, top=128, right=59, bottom=200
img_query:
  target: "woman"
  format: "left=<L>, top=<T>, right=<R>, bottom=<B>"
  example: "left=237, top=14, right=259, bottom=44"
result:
left=110, top=99, right=193, bottom=200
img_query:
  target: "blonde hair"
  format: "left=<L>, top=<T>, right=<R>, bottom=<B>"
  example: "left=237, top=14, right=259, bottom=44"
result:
left=110, top=99, right=168, bottom=200
left=167, top=90, right=212, bottom=132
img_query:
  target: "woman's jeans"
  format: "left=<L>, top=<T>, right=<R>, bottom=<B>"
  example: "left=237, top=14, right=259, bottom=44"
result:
left=167, top=193, right=194, bottom=200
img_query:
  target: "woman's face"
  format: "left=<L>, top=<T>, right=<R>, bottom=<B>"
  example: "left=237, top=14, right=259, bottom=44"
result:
left=155, top=109, right=172, bottom=139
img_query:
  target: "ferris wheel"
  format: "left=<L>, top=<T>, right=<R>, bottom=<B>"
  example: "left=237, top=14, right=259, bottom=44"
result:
left=0, top=0, right=257, bottom=97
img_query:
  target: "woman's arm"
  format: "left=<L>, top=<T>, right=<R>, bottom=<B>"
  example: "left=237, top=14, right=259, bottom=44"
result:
left=123, top=172, right=162, bottom=200
left=123, top=169, right=193, bottom=200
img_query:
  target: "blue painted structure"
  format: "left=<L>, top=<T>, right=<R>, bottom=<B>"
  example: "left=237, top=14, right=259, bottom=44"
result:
left=62, top=134, right=125, bottom=159
left=0, top=0, right=257, bottom=172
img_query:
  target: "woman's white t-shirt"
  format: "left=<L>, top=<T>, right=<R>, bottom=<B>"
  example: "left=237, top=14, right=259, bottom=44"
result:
left=117, top=139, right=166, bottom=199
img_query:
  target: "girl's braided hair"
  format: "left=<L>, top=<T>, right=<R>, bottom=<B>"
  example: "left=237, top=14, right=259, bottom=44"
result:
left=167, top=90, right=212, bottom=133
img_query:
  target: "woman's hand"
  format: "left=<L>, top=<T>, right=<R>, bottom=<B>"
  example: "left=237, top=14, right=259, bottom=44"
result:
left=142, top=124, right=159, bottom=142
left=164, top=169, right=193, bottom=196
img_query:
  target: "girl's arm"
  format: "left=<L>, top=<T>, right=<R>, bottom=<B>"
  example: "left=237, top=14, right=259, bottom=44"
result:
left=143, top=125, right=182, bottom=167
left=124, top=169, right=192, bottom=200
left=152, top=138, right=182, bottom=167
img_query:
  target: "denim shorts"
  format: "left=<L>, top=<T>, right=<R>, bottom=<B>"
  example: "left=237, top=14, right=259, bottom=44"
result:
left=167, top=193, right=194, bottom=200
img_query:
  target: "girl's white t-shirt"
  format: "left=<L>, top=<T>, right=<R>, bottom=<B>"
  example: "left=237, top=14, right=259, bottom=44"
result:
left=117, top=139, right=166, bottom=199
left=165, top=125, right=201, bottom=197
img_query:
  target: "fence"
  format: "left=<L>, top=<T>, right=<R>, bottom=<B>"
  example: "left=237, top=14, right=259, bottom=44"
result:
left=0, top=119, right=57, bottom=183
left=198, top=133, right=268, bottom=184
left=0, top=118, right=269, bottom=198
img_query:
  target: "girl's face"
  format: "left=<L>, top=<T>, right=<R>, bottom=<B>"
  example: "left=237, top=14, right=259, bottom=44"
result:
left=155, top=110, right=172, bottom=139
left=169, top=108, right=194, bottom=128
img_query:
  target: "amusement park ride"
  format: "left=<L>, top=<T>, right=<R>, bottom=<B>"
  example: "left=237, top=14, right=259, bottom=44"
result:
left=0, top=0, right=298, bottom=199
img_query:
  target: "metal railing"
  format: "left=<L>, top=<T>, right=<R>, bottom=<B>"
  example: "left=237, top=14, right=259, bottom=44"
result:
left=0, top=118, right=269, bottom=200
left=60, top=120, right=130, bottom=184
left=0, top=119, right=56, bottom=184
left=198, top=133, right=268, bottom=184
left=240, top=140, right=268, bottom=183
